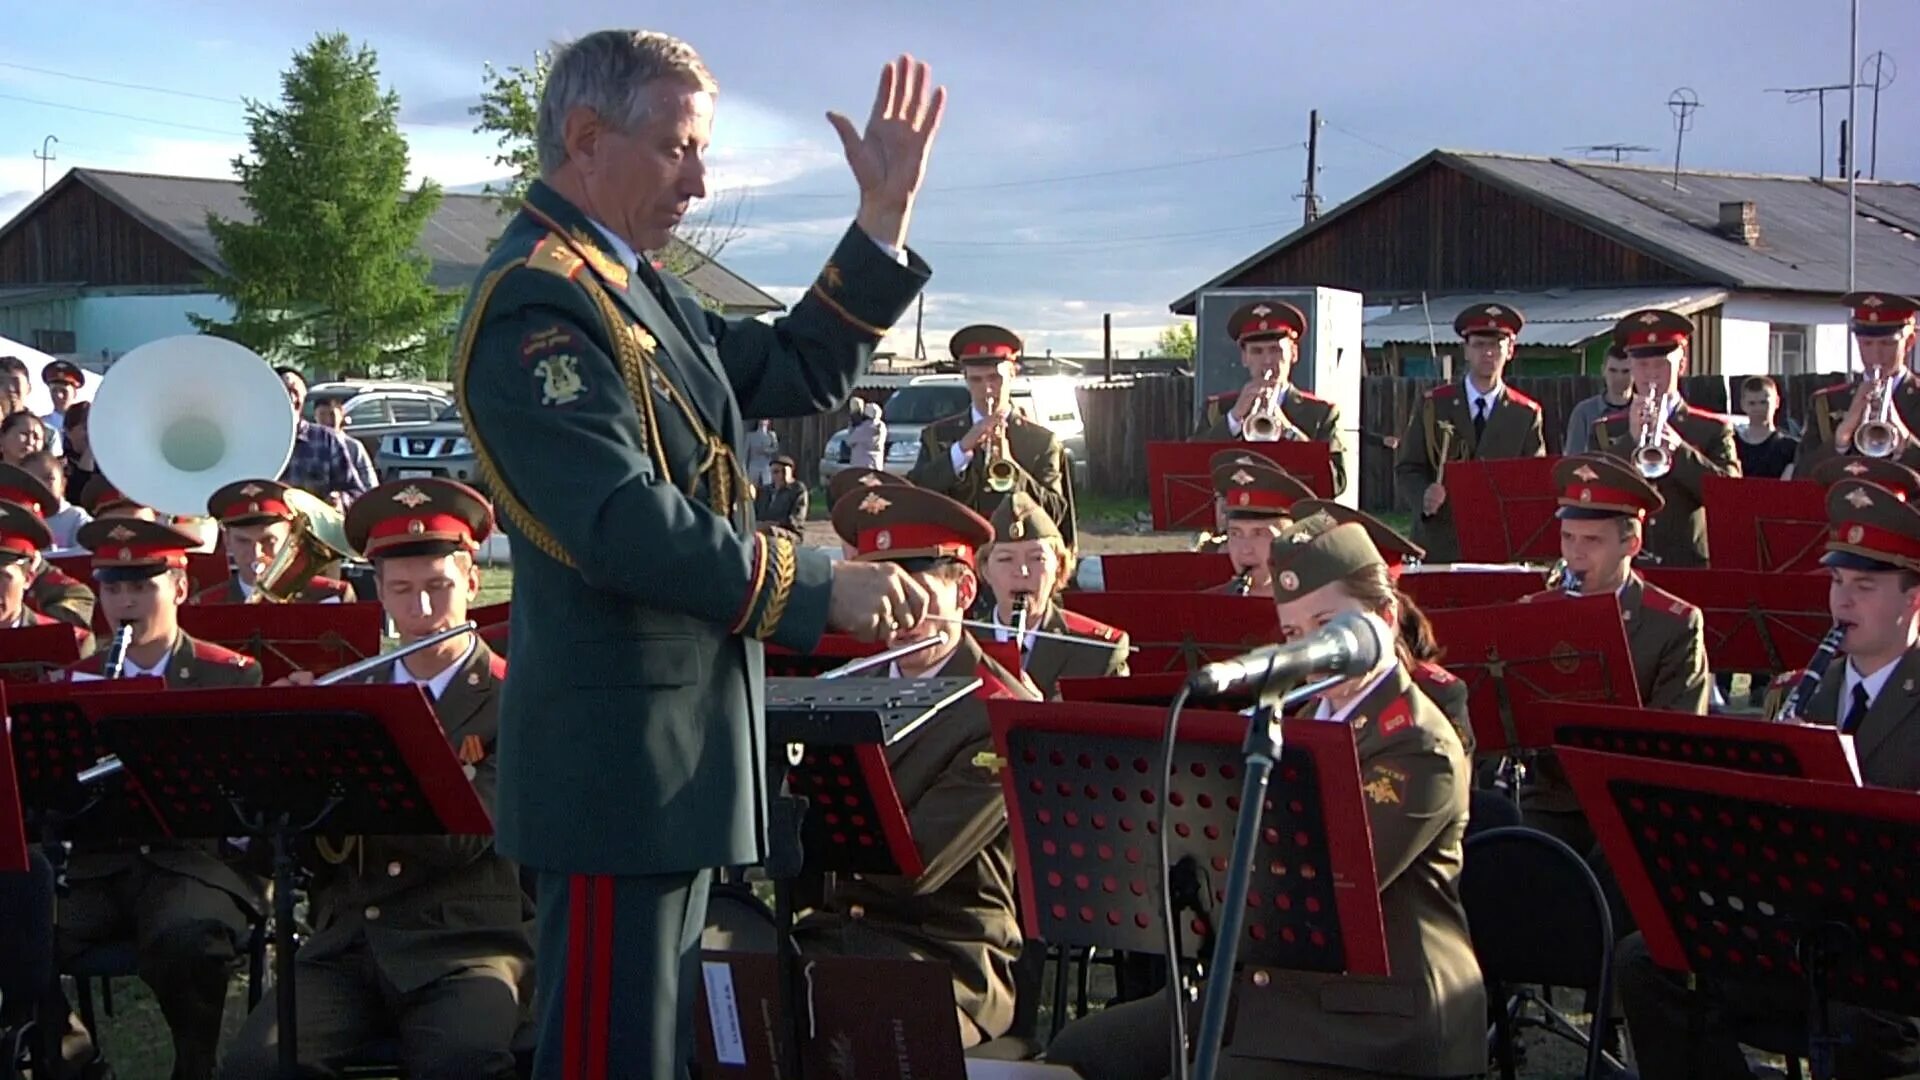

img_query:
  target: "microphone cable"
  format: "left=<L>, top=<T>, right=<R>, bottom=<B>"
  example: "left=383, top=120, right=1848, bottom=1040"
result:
left=1157, top=682, right=1194, bottom=1080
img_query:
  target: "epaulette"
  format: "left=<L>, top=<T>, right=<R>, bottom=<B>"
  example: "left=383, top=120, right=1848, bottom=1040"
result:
left=1377, top=697, right=1416, bottom=738
left=1060, top=610, right=1124, bottom=644
left=1427, top=384, right=1458, bottom=400
left=523, top=233, right=588, bottom=282
left=488, top=652, right=508, bottom=680
left=1505, top=386, right=1542, bottom=410
left=1414, top=660, right=1458, bottom=686
left=189, top=637, right=258, bottom=669
left=1292, top=387, right=1327, bottom=404
left=1642, top=581, right=1698, bottom=619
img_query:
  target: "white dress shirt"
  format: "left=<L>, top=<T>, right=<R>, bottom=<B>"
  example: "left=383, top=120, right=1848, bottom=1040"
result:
left=990, top=612, right=1038, bottom=668
left=1311, top=660, right=1400, bottom=725
left=950, top=406, right=990, bottom=475
left=1838, top=655, right=1901, bottom=722
left=1463, top=379, right=1504, bottom=428
left=390, top=638, right=477, bottom=703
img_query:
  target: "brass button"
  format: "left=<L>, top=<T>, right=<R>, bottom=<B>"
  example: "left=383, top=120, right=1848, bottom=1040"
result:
left=365, top=905, right=381, bottom=920
left=849, top=904, right=866, bottom=920
left=1251, top=970, right=1271, bottom=988
left=386, top=861, right=403, bottom=877
left=138, top=845, right=151, bottom=855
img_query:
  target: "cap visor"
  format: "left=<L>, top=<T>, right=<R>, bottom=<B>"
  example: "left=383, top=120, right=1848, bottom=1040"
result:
left=1821, top=549, right=1905, bottom=573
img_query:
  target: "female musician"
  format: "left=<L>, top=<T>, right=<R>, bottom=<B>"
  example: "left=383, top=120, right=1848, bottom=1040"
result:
left=1046, top=514, right=1484, bottom=1080
left=0, top=410, right=46, bottom=468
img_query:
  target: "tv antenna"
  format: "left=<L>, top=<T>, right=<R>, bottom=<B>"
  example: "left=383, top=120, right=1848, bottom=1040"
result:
left=1566, top=143, right=1655, bottom=163
left=1766, top=81, right=1869, bottom=177
left=1667, top=88, right=1701, bottom=189
left=1861, top=52, right=1897, bottom=179
left=32, top=135, right=57, bottom=192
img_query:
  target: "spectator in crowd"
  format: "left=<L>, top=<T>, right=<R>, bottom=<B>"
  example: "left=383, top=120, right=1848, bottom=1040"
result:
left=0, top=409, right=45, bottom=468
left=40, top=360, right=84, bottom=455
left=744, top=418, right=779, bottom=487
left=274, top=367, right=372, bottom=508
left=752, top=454, right=809, bottom=539
left=846, top=399, right=887, bottom=470
left=1736, top=374, right=1798, bottom=479
left=62, top=401, right=99, bottom=499
left=21, top=449, right=90, bottom=548
left=1563, top=346, right=1635, bottom=453
left=310, top=395, right=380, bottom=489
left=0, top=356, right=29, bottom=416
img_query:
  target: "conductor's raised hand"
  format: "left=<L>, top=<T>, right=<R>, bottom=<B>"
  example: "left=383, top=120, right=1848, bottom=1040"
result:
left=827, top=560, right=932, bottom=643
left=828, top=54, right=947, bottom=250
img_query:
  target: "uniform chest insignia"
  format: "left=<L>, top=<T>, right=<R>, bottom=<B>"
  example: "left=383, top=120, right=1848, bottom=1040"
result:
left=535, top=354, right=586, bottom=407
left=819, top=262, right=844, bottom=291
left=393, top=485, right=432, bottom=508
left=1363, top=772, right=1402, bottom=806
left=458, top=734, right=485, bottom=767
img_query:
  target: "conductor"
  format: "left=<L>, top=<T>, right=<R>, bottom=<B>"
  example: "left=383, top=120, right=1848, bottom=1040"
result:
left=454, top=31, right=946, bottom=1079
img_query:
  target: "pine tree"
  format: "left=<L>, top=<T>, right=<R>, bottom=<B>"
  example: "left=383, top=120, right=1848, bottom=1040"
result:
left=192, top=33, right=458, bottom=378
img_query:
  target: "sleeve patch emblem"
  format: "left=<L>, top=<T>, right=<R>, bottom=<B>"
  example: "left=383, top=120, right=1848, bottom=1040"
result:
left=535, top=355, right=586, bottom=407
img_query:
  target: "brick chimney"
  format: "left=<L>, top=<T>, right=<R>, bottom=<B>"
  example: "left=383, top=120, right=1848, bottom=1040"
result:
left=1717, top=200, right=1761, bottom=247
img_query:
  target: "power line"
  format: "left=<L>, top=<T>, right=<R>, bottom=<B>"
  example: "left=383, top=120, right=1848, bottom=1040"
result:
left=0, top=90, right=248, bottom=138
left=1320, top=121, right=1411, bottom=160
left=741, top=217, right=1297, bottom=250
left=0, top=59, right=240, bottom=104
left=759, top=143, right=1304, bottom=200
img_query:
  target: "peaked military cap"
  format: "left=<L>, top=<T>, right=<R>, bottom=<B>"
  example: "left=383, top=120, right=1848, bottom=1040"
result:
left=1226, top=300, right=1306, bottom=345
left=1841, top=291, right=1919, bottom=337
left=949, top=324, right=1023, bottom=366
left=0, top=464, right=57, bottom=519
left=831, top=484, right=992, bottom=566
left=207, top=478, right=299, bottom=527
left=0, top=501, right=51, bottom=563
left=345, top=478, right=494, bottom=560
left=770, top=453, right=796, bottom=469
left=1553, top=454, right=1665, bottom=520
left=827, top=466, right=909, bottom=506
left=1210, top=450, right=1313, bottom=519
left=1292, top=498, right=1425, bottom=570
left=77, top=475, right=143, bottom=518
left=989, top=491, right=1062, bottom=544
left=1808, top=457, right=1920, bottom=502
left=77, top=517, right=200, bottom=581
left=1454, top=303, right=1525, bottom=339
left=1613, top=309, right=1693, bottom=356
left=40, top=360, right=83, bottom=388
left=1268, top=516, right=1387, bottom=604
left=1823, top=478, right=1920, bottom=574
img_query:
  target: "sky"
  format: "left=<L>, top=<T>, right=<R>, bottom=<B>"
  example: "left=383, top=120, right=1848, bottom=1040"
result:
left=2, top=0, right=1916, bottom=359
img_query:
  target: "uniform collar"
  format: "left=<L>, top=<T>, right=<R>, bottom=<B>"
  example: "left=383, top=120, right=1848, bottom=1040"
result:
left=1464, top=378, right=1504, bottom=416
left=1312, top=658, right=1401, bottom=724
left=586, top=219, right=643, bottom=280
left=1842, top=653, right=1903, bottom=712
left=390, top=637, right=478, bottom=702
left=122, top=632, right=180, bottom=678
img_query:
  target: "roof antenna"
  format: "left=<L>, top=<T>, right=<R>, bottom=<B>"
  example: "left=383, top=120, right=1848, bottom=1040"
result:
left=1420, top=290, right=1448, bottom=383
left=1667, top=88, right=1702, bottom=190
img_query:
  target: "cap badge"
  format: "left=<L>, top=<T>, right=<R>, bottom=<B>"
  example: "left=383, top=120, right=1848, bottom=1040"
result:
left=118, top=547, right=132, bottom=561
left=106, top=525, right=135, bottom=541
left=858, top=493, right=890, bottom=515
left=875, top=529, right=892, bottom=550
left=1009, top=520, right=1026, bottom=540
left=1848, top=524, right=1866, bottom=543
left=1277, top=570, right=1299, bottom=592
left=1485, top=305, right=1503, bottom=316
left=1846, top=488, right=1875, bottom=509
left=1638, top=312, right=1661, bottom=325
left=857, top=474, right=884, bottom=487
left=407, top=519, right=426, bottom=535
left=1864, top=295, right=1884, bottom=308
left=1231, top=469, right=1256, bottom=486
left=247, top=501, right=261, bottom=514
left=1579, top=487, right=1593, bottom=503
left=1572, top=464, right=1599, bottom=482
left=1234, top=492, right=1251, bottom=506
left=238, top=483, right=265, bottom=497
left=1251, top=305, right=1272, bottom=317
left=393, top=485, right=432, bottom=509
left=1844, top=462, right=1870, bottom=476
left=1233, top=455, right=1260, bottom=466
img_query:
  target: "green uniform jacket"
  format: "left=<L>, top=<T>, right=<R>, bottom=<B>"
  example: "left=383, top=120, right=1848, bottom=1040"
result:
left=302, top=641, right=534, bottom=995
left=1393, top=383, right=1547, bottom=564
left=1194, top=388, right=1348, bottom=496
left=1223, top=664, right=1484, bottom=1077
left=456, top=182, right=928, bottom=874
left=1803, top=649, right=1920, bottom=789
left=1793, top=375, right=1920, bottom=474
left=908, top=411, right=1075, bottom=548
left=1590, top=405, right=1741, bottom=568
left=29, top=556, right=95, bottom=635
left=1021, top=605, right=1128, bottom=700
left=804, top=634, right=1038, bottom=1041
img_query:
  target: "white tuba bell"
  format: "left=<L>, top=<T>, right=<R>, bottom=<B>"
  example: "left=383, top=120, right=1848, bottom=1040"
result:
left=89, top=335, right=298, bottom=518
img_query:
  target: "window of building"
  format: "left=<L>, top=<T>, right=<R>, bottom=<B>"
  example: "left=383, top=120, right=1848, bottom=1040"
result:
left=1769, top=324, right=1809, bottom=375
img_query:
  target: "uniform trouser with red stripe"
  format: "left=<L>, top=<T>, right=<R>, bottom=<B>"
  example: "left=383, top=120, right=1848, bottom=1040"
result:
left=530, top=868, right=712, bottom=1080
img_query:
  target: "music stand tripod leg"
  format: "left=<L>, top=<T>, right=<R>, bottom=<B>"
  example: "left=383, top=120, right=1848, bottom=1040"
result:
left=765, top=754, right=810, bottom=1080
left=230, top=790, right=342, bottom=1080
left=1798, top=922, right=1853, bottom=1080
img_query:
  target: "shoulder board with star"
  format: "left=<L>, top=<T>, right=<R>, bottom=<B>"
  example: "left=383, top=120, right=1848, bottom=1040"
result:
left=523, top=233, right=588, bottom=282
left=1427, top=384, right=1458, bottom=401
left=1292, top=387, right=1327, bottom=405
left=1504, top=386, right=1541, bottom=410
left=1059, top=610, right=1123, bottom=644
left=488, top=651, right=508, bottom=680
left=188, top=637, right=258, bottom=668
left=1641, top=582, right=1698, bottom=619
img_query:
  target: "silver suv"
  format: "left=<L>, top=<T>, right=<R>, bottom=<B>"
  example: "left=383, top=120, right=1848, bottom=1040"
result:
left=304, top=381, right=452, bottom=456
left=375, top=403, right=480, bottom=487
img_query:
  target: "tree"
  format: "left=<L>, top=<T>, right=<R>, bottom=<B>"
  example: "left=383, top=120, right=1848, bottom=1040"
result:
left=191, top=33, right=457, bottom=378
left=470, top=53, right=745, bottom=287
left=1155, top=322, right=1197, bottom=360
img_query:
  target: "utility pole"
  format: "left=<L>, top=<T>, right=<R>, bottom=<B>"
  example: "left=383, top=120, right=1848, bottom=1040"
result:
left=1302, top=109, right=1322, bottom=225
left=911, top=292, right=926, bottom=369
left=1102, top=312, right=1113, bottom=381
left=32, top=135, right=57, bottom=192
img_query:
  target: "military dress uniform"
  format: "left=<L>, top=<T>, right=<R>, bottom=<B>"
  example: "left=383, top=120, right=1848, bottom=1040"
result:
left=454, top=178, right=926, bottom=1079
left=1587, top=310, right=1741, bottom=568
left=1794, top=292, right=1920, bottom=474
left=979, top=492, right=1128, bottom=698
left=0, top=464, right=97, bottom=633
left=54, top=518, right=263, bottom=1080
left=1047, top=521, right=1484, bottom=1080
left=1616, top=476, right=1920, bottom=1080
left=1392, top=304, right=1547, bottom=564
left=1200, top=450, right=1313, bottom=597
left=908, top=324, right=1075, bottom=546
left=221, top=479, right=533, bottom=1080
left=191, top=478, right=356, bottom=605
left=1194, top=300, right=1347, bottom=496
left=751, top=454, right=809, bottom=539
left=0, top=503, right=94, bottom=662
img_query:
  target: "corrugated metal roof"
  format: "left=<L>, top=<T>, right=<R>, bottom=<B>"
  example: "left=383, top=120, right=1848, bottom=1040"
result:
left=1363, top=286, right=1730, bottom=347
left=11, top=169, right=784, bottom=314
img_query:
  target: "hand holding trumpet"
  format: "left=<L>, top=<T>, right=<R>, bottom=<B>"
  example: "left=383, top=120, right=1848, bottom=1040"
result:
left=1835, top=366, right=1911, bottom=458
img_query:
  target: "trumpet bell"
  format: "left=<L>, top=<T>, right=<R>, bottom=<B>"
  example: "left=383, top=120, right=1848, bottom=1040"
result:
left=89, top=335, right=297, bottom=518
left=985, top=457, right=1018, bottom=493
left=255, top=487, right=354, bottom=603
left=1634, top=444, right=1673, bottom=479
left=1858, top=421, right=1900, bottom=459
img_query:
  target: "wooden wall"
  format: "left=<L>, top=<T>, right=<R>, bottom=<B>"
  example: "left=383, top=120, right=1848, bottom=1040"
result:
left=0, top=182, right=206, bottom=287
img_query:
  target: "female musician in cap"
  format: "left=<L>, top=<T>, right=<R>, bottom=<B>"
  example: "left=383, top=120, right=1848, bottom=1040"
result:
left=1047, top=515, right=1483, bottom=1080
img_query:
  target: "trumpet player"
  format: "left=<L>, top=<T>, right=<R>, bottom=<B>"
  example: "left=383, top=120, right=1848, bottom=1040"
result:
left=1616, top=475, right=1920, bottom=1080
left=194, top=478, right=356, bottom=604
left=1392, top=303, right=1546, bottom=564
left=978, top=491, right=1127, bottom=698
left=1201, top=449, right=1312, bottom=597
left=909, top=324, right=1074, bottom=545
left=1590, top=308, right=1739, bottom=568
left=1194, top=299, right=1346, bottom=494
left=1796, top=291, right=1920, bottom=472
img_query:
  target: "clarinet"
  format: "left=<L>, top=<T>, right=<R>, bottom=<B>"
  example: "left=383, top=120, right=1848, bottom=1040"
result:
left=1229, top=568, right=1255, bottom=596
left=1562, top=566, right=1583, bottom=596
left=1010, top=594, right=1030, bottom=651
left=1776, top=623, right=1849, bottom=724
left=101, top=625, right=134, bottom=679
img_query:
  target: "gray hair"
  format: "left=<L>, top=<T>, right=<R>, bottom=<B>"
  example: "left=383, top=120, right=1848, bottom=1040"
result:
left=537, top=30, right=719, bottom=176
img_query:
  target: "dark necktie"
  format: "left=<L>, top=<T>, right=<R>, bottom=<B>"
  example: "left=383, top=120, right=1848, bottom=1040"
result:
left=1473, top=400, right=1488, bottom=442
left=1841, top=682, right=1871, bottom=734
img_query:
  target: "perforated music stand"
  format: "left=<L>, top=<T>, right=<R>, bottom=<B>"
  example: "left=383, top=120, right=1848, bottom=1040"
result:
left=1703, top=476, right=1827, bottom=572
left=767, top=636, right=1021, bottom=682
left=0, top=622, right=85, bottom=683
left=1146, top=441, right=1333, bottom=532
left=1448, top=458, right=1561, bottom=563
left=1562, top=749, right=1920, bottom=1079
left=1063, top=593, right=1279, bottom=673
left=1523, top=702, right=1860, bottom=784
left=1422, top=594, right=1641, bottom=756
left=1094, top=552, right=1236, bottom=593
left=76, top=683, right=490, bottom=1079
left=178, top=602, right=384, bottom=683
left=1641, top=568, right=1831, bottom=674
left=1396, top=567, right=1543, bottom=612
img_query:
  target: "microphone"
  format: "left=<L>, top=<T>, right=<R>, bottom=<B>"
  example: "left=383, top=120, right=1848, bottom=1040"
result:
left=1187, top=609, right=1391, bottom=698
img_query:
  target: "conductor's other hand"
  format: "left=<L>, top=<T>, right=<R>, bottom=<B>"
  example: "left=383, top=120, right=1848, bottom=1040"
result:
left=828, top=560, right=932, bottom=643
left=272, top=670, right=317, bottom=688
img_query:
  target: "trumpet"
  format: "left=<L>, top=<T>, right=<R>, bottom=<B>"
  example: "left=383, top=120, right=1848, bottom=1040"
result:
left=981, top=389, right=1017, bottom=494
left=1243, top=373, right=1286, bottom=442
left=1633, top=382, right=1676, bottom=479
left=1855, top=367, right=1902, bottom=459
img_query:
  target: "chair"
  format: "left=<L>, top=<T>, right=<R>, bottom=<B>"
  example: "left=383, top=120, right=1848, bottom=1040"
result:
left=65, top=911, right=269, bottom=1051
left=1467, top=788, right=1522, bottom=839
left=1461, top=825, right=1623, bottom=1080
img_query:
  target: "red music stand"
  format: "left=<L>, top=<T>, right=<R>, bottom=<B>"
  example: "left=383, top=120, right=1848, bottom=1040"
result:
left=0, top=685, right=23, bottom=871
left=0, top=623, right=85, bottom=683
left=6, top=679, right=169, bottom=878
left=1523, top=702, right=1859, bottom=784
left=1063, top=592, right=1279, bottom=674
left=986, top=699, right=1388, bottom=978
left=1448, top=458, right=1562, bottom=563
left=1146, top=441, right=1334, bottom=532
left=178, top=602, right=385, bottom=683
left=1093, top=552, right=1237, bottom=593
left=1423, top=595, right=1642, bottom=755
left=1641, top=568, right=1831, bottom=674
left=1562, top=749, right=1920, bottom=1078
left=1396, top=568, right=1543, bottom=611
left=1703, top=476, right=1828, bottom=572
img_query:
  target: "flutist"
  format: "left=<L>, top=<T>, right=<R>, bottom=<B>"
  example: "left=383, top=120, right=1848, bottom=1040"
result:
left=1796, top=291, right=1920, bottom=473
left=1589, top=308, right=1739, bottom=568
left=1194, top=300, right=1347, bottom=495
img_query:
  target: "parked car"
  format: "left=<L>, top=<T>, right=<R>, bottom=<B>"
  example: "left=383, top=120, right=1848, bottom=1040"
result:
left=374, top=403, right=480, bottom=488
left=304, top=381, right=453, bottom=457
left=818, top=374, right=1089, bottom=486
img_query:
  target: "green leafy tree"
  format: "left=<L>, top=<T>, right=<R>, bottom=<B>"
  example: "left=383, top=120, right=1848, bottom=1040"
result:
left=1155, top=322, right=1197, bottom=360
left=192, top=33, right=457, bottom=378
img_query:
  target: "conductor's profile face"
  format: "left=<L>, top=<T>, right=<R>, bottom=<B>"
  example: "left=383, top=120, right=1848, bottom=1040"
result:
left=567, top=80, right=713, bottom=253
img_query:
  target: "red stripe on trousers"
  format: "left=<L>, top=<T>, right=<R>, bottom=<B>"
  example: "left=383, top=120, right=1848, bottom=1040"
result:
left=588, top=875, right=615, bottom=1080
left=565, top=874, right=589, bottom=1080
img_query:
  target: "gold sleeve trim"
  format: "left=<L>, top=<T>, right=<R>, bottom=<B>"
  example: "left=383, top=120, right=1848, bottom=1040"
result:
left=808, top=281, right=887, bottom=340
left=753, top=533, right=798, bottom=641
left=730, top=533, right=770, bottom=636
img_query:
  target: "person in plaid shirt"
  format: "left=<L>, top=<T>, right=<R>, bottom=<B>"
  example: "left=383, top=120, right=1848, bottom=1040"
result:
left=275, top=367, right=372, bottom=508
